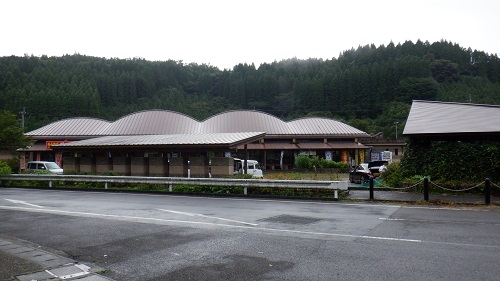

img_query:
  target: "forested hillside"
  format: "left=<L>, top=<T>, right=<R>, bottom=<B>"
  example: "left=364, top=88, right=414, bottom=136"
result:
left=1, top=39, right=500, bottom=137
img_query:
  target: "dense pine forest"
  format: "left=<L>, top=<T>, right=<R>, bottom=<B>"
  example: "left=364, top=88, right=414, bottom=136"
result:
left=1, top=39, right=500, bottom=137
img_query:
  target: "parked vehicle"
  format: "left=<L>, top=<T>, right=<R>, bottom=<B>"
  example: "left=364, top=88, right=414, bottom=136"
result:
left=25, top=161, right=63, bottom=174
left=234, top=158, right=264, bottom=178
left=349, top=161, right=389, bottom=183
left=368, top=160, right=389, bottom=178
left=349, top=163, right=371, bottom=183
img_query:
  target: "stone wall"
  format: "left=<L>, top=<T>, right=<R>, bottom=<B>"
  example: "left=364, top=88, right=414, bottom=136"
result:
left=168, top=157, right=185, bottom=177
left=211, top=157, right=234, bottom=177
left=96, top=157, right=111, bottom=174
left=131, top=157, right=147, bottom=176
left=149, top=157, right=167, bottom=176
left=79, top=157, right=93, bottom=173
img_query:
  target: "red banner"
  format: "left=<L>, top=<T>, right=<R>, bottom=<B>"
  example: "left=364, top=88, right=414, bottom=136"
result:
left=46, top=141, right=70, bottom=150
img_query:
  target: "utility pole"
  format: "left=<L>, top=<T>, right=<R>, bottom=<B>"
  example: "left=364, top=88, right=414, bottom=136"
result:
left=394, top=121, right=399, bottom=139
left=19, top=107, right=27, bottom=129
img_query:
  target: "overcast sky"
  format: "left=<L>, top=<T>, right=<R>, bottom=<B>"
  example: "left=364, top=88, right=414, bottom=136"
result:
left=2, top=0, right=499, bottom=70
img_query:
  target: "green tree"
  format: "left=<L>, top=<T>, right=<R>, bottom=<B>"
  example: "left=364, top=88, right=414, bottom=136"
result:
left=0, top=111, right=32, bottom=154
left=397, top=77, right=439, bottom=102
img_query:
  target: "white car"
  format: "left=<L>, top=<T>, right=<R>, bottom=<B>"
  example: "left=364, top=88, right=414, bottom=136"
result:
left=26, top=161, right=64, bottom=174
left=233, top=158, right=264, bottom=178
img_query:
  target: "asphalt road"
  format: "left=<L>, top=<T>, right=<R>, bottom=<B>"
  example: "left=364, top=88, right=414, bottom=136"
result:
left=1, top=188, right=500, bottom=280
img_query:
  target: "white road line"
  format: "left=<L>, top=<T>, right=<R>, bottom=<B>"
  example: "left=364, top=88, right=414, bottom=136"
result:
left=379, top=217, right=500, bottom=226
left=4, top=198, right=44, bottom=208
left=0, top=205, right=420, bottom=243
left=157, top=208, right=258, bottom=226
left=0, top=188, right=402, bottom=208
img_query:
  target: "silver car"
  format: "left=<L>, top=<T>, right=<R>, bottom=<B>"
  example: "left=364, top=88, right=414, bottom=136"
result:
left=26, top=161, right=63, bottom=174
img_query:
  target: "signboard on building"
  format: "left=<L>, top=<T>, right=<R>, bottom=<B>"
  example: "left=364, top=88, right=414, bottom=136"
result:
left=382, top=151, right=392, bottom=162
left=371, top=151, right=393, bottom=162
left=46, top=141, right=70, bottom=150
left=325, top=151, right=332, bottom=161
left=371, top=152, right=382, bottom=161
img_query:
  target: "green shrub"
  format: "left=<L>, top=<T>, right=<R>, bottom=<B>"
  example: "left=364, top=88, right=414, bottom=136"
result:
left=0, top=161, right=12, bottom=175
left=295, top=155, right=312, bottom=169
left=295, top=155, right=349, bottom=170
left=379, top=161, right=403, bottom=187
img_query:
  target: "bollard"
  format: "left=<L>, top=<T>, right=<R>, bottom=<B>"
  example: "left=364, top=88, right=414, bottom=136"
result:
left=485, top=178, right=491, bottom=205
left=423, top=177, right=429, bottom=201
left=49, top=180, right=52, bottom=188
left=369, top=176, right=374, bottom=200
left=105, top=182, right=108, bottom=189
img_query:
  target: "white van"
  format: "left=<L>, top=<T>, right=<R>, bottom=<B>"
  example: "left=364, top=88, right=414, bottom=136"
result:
left=233, top=158, right=264, bottom=178
left=26, top=161, right=64, bottom=175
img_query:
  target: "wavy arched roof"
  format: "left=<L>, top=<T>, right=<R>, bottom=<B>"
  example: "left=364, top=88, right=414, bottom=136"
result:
left=27, top=117, right=111, bottom=136
left=288, top=117, right=367, bottom=135
left=26, top=110, right=369, bottom=137
left=105, top=110, right=200, bottom=135
left=200, top=110, right=290, bottom=134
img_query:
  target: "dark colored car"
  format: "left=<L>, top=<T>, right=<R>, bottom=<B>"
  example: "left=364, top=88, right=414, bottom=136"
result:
left=349, top=163, right=371, bottom=183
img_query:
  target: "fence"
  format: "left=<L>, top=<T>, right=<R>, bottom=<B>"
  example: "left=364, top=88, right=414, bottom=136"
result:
left=366, top=176, right=499, bottom=205
left=0, top=174, right=348, bottom=200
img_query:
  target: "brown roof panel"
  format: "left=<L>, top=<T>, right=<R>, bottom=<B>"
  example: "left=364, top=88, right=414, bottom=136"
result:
left=329, top=143, right=368, bottom=149
left=296, top=143, right=331, bottom=149
left=18, top=143, right=48, bottom=152
left=236, top=143, right=298, bottom=150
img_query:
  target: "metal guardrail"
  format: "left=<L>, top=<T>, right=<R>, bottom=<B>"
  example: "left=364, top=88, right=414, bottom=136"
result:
left=0, top=174, right=348, bottom=199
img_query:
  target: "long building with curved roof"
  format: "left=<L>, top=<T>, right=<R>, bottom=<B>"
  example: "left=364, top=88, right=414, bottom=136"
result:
left=22, top=110, right=370, bottom=176
left=27, top=109, right=368, bottom=137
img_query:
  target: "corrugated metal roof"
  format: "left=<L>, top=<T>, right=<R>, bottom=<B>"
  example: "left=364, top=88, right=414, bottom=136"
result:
left=105, top=110, right=201, bottom=135
left=26, top=118, right=111, bottom=136
left=403, top=100, right=500, bottom=136
left=200, top=110, right=290, bottom=134
left=54, top=132, right=266, bottom=148
left=288, top=117, right=367, bottom=136
left=26, top=110, right=369, bottom=137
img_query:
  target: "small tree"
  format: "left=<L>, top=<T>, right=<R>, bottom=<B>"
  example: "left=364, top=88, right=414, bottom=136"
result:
left=0, top=161, right=12, bottom=175
left=0, top=111, right=32, bottom=154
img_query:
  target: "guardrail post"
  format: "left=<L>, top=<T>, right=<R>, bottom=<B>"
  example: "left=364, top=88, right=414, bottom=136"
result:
left=334, top=189, right=338, bottom=200
left=485, top=178, right=491, bottom=205
left=369, top=176, right=374, bottom=200
left=423, top=177, right=429, bottom=201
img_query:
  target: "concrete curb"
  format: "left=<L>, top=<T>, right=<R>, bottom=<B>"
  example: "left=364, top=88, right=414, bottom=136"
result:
left=0, top=238, right=114, bottom=281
